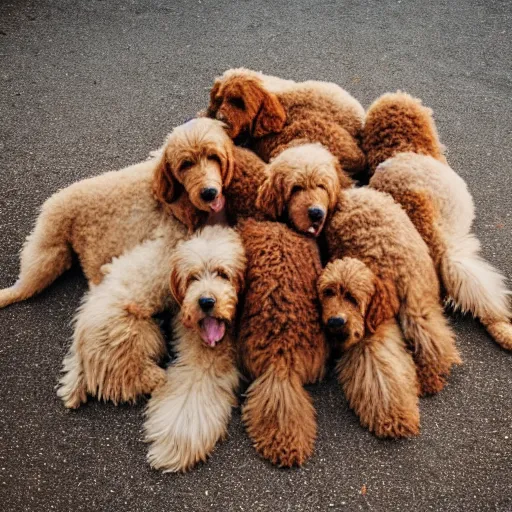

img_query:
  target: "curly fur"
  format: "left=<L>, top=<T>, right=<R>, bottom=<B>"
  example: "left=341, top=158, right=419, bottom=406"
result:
left=57, top=119, right=264, bottom=407
left=207, top=68, right=366, bottom=177
left=366, top=92, right=512, bottom=350
left=318, top=259, right=419, bottom=438
left=325, top=187, right=461, bottom=396
left=144, top=226, right=246, bottom=472
left=237, top=218, right=328, bottom=467
left=256, top=143, right=350, bottom=236
left=363, top=91, right=447, bottom=175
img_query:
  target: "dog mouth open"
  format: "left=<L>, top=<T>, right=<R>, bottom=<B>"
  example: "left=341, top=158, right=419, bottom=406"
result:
left=199, top=317, right=227, bottom=347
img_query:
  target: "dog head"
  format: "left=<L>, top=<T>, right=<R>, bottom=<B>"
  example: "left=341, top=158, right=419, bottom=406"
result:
left=169, top=225, right=246, bottom=348
left=207, top=69, right=286, bottom=140
left=318, top=258, right=400, bottom=349
left=152, top=118, right=235, bottom=214
left=257, top=143, right=345, bottom=236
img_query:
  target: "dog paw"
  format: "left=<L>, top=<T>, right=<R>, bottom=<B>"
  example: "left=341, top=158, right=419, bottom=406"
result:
left=373, top=413, right=420, bottom=439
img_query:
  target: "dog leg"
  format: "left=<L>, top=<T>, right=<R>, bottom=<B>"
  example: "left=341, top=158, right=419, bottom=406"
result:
left=338, top=319, right=420, bottom=438
left=441, top=232, right=512, bottom=350
left=242, top=366, right=317, bottom=467
left=68, top=237, right=175, bottom=405
left=56, top=337, right=87, bottom=409
left=400, top=298, right=461, bottom=396
left=145, top=325, right=239, bottom=472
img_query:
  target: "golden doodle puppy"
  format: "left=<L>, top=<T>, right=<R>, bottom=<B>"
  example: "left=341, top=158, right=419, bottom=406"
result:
left=0, top=118, right=236, bottom=311
left=318, top=259, right=420, bottom=438
left=207, top=68, right=366, bottom=177
left=257, top=142, right=350, bottom=236
left=325, top=186, right=461, bottom=396
left=58, top=118, right=265, bottom=407
left=364, top=92, right=512, bottom=350
left=144, top=226, right=246, bottom=472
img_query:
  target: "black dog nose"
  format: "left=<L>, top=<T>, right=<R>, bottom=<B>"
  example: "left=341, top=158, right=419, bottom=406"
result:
left=327, top=316, right=346, bottom=329
left=308, top=207, right=325, bottom=222
left=198, top=297, right=216, bottom=312
left=200, top=187, right=218, bottom=202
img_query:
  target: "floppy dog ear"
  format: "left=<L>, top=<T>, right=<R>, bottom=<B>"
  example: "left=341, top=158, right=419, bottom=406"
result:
left=256, top=165, right=290, bottom=219
left=152, top=150, right=181, bottom=205
left=169, top=263, right=185, bottom=306
left=365, top=277, right=400, bottom=333
left=168, top=194, right=205, bottom=234
left=253, top=90, right=286, bottom=138
left=206, top=81, right=221, bottom=118
left=334, top=161, right=354, bottom=191
left=219, top=140, right=235, bottom=189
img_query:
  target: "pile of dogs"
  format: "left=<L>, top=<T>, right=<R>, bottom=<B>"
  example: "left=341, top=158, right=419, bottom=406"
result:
left=1, top=68, right=511, bottom=472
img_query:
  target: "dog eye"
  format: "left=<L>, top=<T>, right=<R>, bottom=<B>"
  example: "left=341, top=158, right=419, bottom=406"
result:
left=229, top=96, right=245, bottom=109
left=208, top=154, right=222, bottom=165
left=291, top=186, right=303, bottom=195
left=323, top=288, right=335, bottom=298
left=216, top=270, right=229, bottom=280
left=344, top=291, right=358, bottom=306
left=187, top=274, right=200, bottom=285
left=180, top=160, right=194, bottom=172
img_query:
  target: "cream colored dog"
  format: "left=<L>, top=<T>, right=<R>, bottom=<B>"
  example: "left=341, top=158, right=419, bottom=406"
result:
left=144, top=225, right=246, bottom=472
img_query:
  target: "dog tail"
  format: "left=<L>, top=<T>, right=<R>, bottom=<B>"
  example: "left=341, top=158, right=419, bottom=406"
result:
left=440, top=232, right=512, bottom=350
left=242, top=366, right=316, bottom=467
left=363, top=91, right=446, bottom=174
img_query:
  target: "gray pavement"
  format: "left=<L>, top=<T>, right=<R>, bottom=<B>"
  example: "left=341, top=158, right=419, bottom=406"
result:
left=0, top=1, right=511, bottom=511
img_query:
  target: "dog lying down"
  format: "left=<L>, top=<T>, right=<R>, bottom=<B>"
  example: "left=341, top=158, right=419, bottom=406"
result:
left=144, top=225, right=246, bottom=472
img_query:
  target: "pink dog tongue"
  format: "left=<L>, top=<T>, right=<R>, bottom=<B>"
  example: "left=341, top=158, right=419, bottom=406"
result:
left=210, top=195, right=225, bottom=212
left=200, top=318, right=226, bottom=347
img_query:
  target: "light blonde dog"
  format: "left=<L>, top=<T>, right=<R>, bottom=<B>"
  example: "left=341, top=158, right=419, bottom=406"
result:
left=144, top=226, right=246, bottom=472
left=318, top=258, right=420, bottom=438
left=57, top=118, right=242, bottom=407
left=0, top=118, right=235, bottom=311
left=365, top=92, right=512, bottom=350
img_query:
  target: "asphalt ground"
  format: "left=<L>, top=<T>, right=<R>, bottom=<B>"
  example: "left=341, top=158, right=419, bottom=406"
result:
left=0, top=1, right=511, bottom=511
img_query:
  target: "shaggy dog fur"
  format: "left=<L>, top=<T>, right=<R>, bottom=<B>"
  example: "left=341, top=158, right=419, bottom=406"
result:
left=318, top=259, right=420, bottom=438
left=256, top=143, right=350, bottom=237
left=58, top=118, right=265, bottom=407
left=325, top=186, right=461, bottom=396
left=207, top=68, right=366, bottom=177
left=237, top=218, right=328, bottom=467
left=365, top=92, right=512, bottom=350
left=144, top=226, right=246, bottom=472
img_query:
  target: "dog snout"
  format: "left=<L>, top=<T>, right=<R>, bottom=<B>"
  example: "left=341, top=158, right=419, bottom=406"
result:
left=216, top=111, right=226, bottom=122
left=200, top=187, right=219, bottom=202
left=198, top=296, right=216, bottom=312
left=308, top=207, right=325, bottom=223
left=327, top=316, right=346, bottom=329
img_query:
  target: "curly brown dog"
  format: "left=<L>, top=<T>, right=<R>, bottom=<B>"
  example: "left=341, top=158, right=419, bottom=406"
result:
left=256, top=142, right=350, bottom=237
left=318, top=258, right=420, bottom=438
left=206, top=68, right=366, bottom=177
left=57, top=118, right=267, bottom=407
left=364, top=92, right=512, bottom=350
left=236, top=218, right=328, bottom=467
left=325, top=186, right=461, bottom=396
